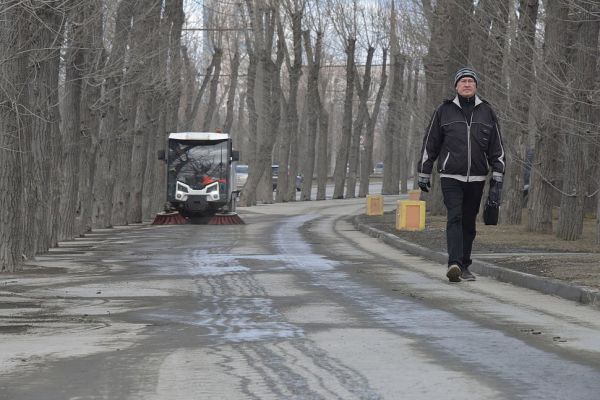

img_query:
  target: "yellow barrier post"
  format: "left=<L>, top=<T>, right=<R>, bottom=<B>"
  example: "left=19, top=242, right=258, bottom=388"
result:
left=366, top=194, right=384, bottom=216
left=396, top=200, right=426, bottom=230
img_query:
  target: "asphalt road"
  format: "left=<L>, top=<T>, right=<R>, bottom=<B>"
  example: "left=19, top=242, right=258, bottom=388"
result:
left=1, top=197, right=600, bottom=399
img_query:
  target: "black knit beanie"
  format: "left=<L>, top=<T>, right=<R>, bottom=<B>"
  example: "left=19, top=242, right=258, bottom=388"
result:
left=454, top=67, right=478, bottom=87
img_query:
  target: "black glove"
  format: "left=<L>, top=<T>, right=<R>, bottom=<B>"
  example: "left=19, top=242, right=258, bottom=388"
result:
left=418, top=176, right=431, bottom=192
left=488, top=178, right=503, bottom=204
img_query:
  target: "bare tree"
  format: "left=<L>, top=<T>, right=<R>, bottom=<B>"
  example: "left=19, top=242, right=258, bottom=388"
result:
left=128, top=0, right=162, bottom=223
left=468, top=0, right=494, bottom=86
left=483, top=0, right=509, bottom=108
left=420, top=0, right=449, bottom=214
left=276, top=2, right=303, bottom=202
left=399, top=60, right=415, bottom=194
left=24, top=2, right=65, bottom=256
left=58, top=4, right=86, bottom=241
left=239, top=0, right=284, bottom=206
left=202, top=47, right=223, bottom=131
left=328, top=0, right=358, bottom=199
left=166, top=0, right=185, bottom=133
left=347, top=46, right=374, bottom=198
left=300, top=28, right=323, bottom=201
left=502, top=0, right=539, bottom=225
left=77, top=2, right=105, bottom=235
left=557, top=1, right=600, bottom=240
left=185, top=50, right=217, bottom=130
left=112, top=3, right=149, bottom=226
left=0, top=4, right=30, bottom=271
left=527, top=1, right=570, bottom=233
left=94, top=0, right=135, bottom=229
left=316, top=75, right=331, bottom=200
left=140, top=0, right=165, bottom=221
left=332, top=36, right=356, bottom=198
left=223, top=43, right=241, bottom=134
left=358, top=48, right=387, bottom=198
left=239, top=12, right=259, bottom=206
left=382, top=51, right=406, bottom=195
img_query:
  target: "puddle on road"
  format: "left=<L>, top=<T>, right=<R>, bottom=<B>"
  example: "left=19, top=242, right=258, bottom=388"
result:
left=144, top=297, right=303, bottom=344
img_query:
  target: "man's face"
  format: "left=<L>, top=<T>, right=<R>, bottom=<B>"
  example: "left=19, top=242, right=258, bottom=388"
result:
left=456, top=77, right=477, bottom=98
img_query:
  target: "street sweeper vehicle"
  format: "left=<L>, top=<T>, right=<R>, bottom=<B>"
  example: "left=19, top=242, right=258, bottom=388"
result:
left=154, top=131, right=244, bottom=225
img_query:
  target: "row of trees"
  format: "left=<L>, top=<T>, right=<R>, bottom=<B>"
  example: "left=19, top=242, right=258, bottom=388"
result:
left=1, top=0, right=599, bottom=272
left=1, top=0, right=185, bottom=272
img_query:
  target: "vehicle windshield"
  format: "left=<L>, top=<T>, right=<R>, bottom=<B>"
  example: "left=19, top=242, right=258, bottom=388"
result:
left=168, top=140, right=228, bottom=190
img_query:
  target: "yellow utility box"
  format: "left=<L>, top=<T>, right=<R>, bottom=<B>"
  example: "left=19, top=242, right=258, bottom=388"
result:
left=396, top=200, right=426, bottom=231
left=366, top=194, right=384, bottom=216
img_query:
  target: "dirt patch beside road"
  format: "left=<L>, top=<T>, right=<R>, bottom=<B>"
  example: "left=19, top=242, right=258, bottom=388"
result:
left=361, top=211, right=600, bottom=291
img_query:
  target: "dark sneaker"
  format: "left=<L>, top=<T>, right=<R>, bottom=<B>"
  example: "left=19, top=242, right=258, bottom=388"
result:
left=461, top=268, right=476, bottom=281
left=446, top=264, right=462, bottom=282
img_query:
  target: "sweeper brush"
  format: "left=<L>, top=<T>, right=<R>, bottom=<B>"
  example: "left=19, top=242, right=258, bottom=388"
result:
left=207, top=212, right=245, bottom=225
left=152, top=211, right=188, bottom=225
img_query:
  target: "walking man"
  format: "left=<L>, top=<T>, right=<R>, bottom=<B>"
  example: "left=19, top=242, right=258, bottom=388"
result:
left=417, top=67, right=506, bottom=282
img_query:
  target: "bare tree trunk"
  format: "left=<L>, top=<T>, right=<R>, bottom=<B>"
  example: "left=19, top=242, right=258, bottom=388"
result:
left=77, top=2, right=104, bottom=236
left=240, top=3, right=282, bottom=206
left=359, top=49, right=388, bottom=198
left=316, top=93, right=330, bottom=201
left=185, top=53, right=216, bottom=130
left=484, top=0, right=509, bottom=109
left=202, top=47, right=223, bottom=131
left=445, top=0, right=473, bottom=79
left=408, top=61, right=423, bottom=189
left=276, top=11, right=302, bottom=202
left=182, top=46, right=196, bottom=127
left=147, top=3, right=176, bottom=220
left=300, top=29, right=322, bottom=201
left=112, top=3, right=148, bottom=226
left=149, top=0, right=185, bottom=215
left=260, top=11, right=284, bottom=204
left=0, top=5, right=29, bottom=271
left=421, top=0, right=449, bottom=214
left=234, top=90, right=246, bottom=155
left=128, top=0, right=161, bottom=223
left=25, top=3, right=63, bottom=256
left=223, top=48, right=240, bottom=133
left=468, top=0, right=493, bottom=88
left=135, top=0, right=162, bottom=222
left=383, top=53, right=406, bottom=195
left=502, top=0, right=539, bottom=225
left=557, top=1, right=599, bottom=240
left=332, top=37, right=356, bottom=199
left=527, top=1, right=570, bottom=233
left=166, top=0, right=184, bottom=133
left=94, top=0, right=135, bottom=228
left=47, top=22, right=64, bottom=249
left=399, top=62, right=414, bottom=194
left=239, top=49, right=258, bottom=206
left=347, top=47, right=374, bottom=198
left=59, top=7, right=85, bottom=241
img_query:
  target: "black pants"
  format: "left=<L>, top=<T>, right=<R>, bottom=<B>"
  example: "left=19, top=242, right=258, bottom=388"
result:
left=440, top=178, right=485, bottom=269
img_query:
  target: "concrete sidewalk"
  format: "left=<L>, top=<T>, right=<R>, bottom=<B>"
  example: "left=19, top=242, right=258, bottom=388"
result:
left=353, top=215, right=600, bottom=309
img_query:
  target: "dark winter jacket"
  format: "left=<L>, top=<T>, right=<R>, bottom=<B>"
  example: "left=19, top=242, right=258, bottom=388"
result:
left=417, top=95, right=505, bottom=182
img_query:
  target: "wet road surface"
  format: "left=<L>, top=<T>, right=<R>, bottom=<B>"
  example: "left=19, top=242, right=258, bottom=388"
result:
left=1, top=198, right=600, bottom=399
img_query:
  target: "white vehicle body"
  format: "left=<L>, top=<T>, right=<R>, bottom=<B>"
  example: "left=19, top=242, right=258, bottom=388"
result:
left=163, top=132, right=238, bottom=215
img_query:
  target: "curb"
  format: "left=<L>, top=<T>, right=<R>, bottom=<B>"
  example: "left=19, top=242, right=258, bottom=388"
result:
left=353, top=215, right=600, bottom=308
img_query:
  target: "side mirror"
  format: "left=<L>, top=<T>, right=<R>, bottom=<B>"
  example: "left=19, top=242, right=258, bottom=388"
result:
left=157, top=149, right=166, bottom=161
left=231, top=150, right=240, bottom=162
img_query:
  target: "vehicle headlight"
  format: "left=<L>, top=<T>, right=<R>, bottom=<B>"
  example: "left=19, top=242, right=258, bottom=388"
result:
left=206, top=183, right=218, bottom=193
left=177, top=182, right=189, bottom=193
